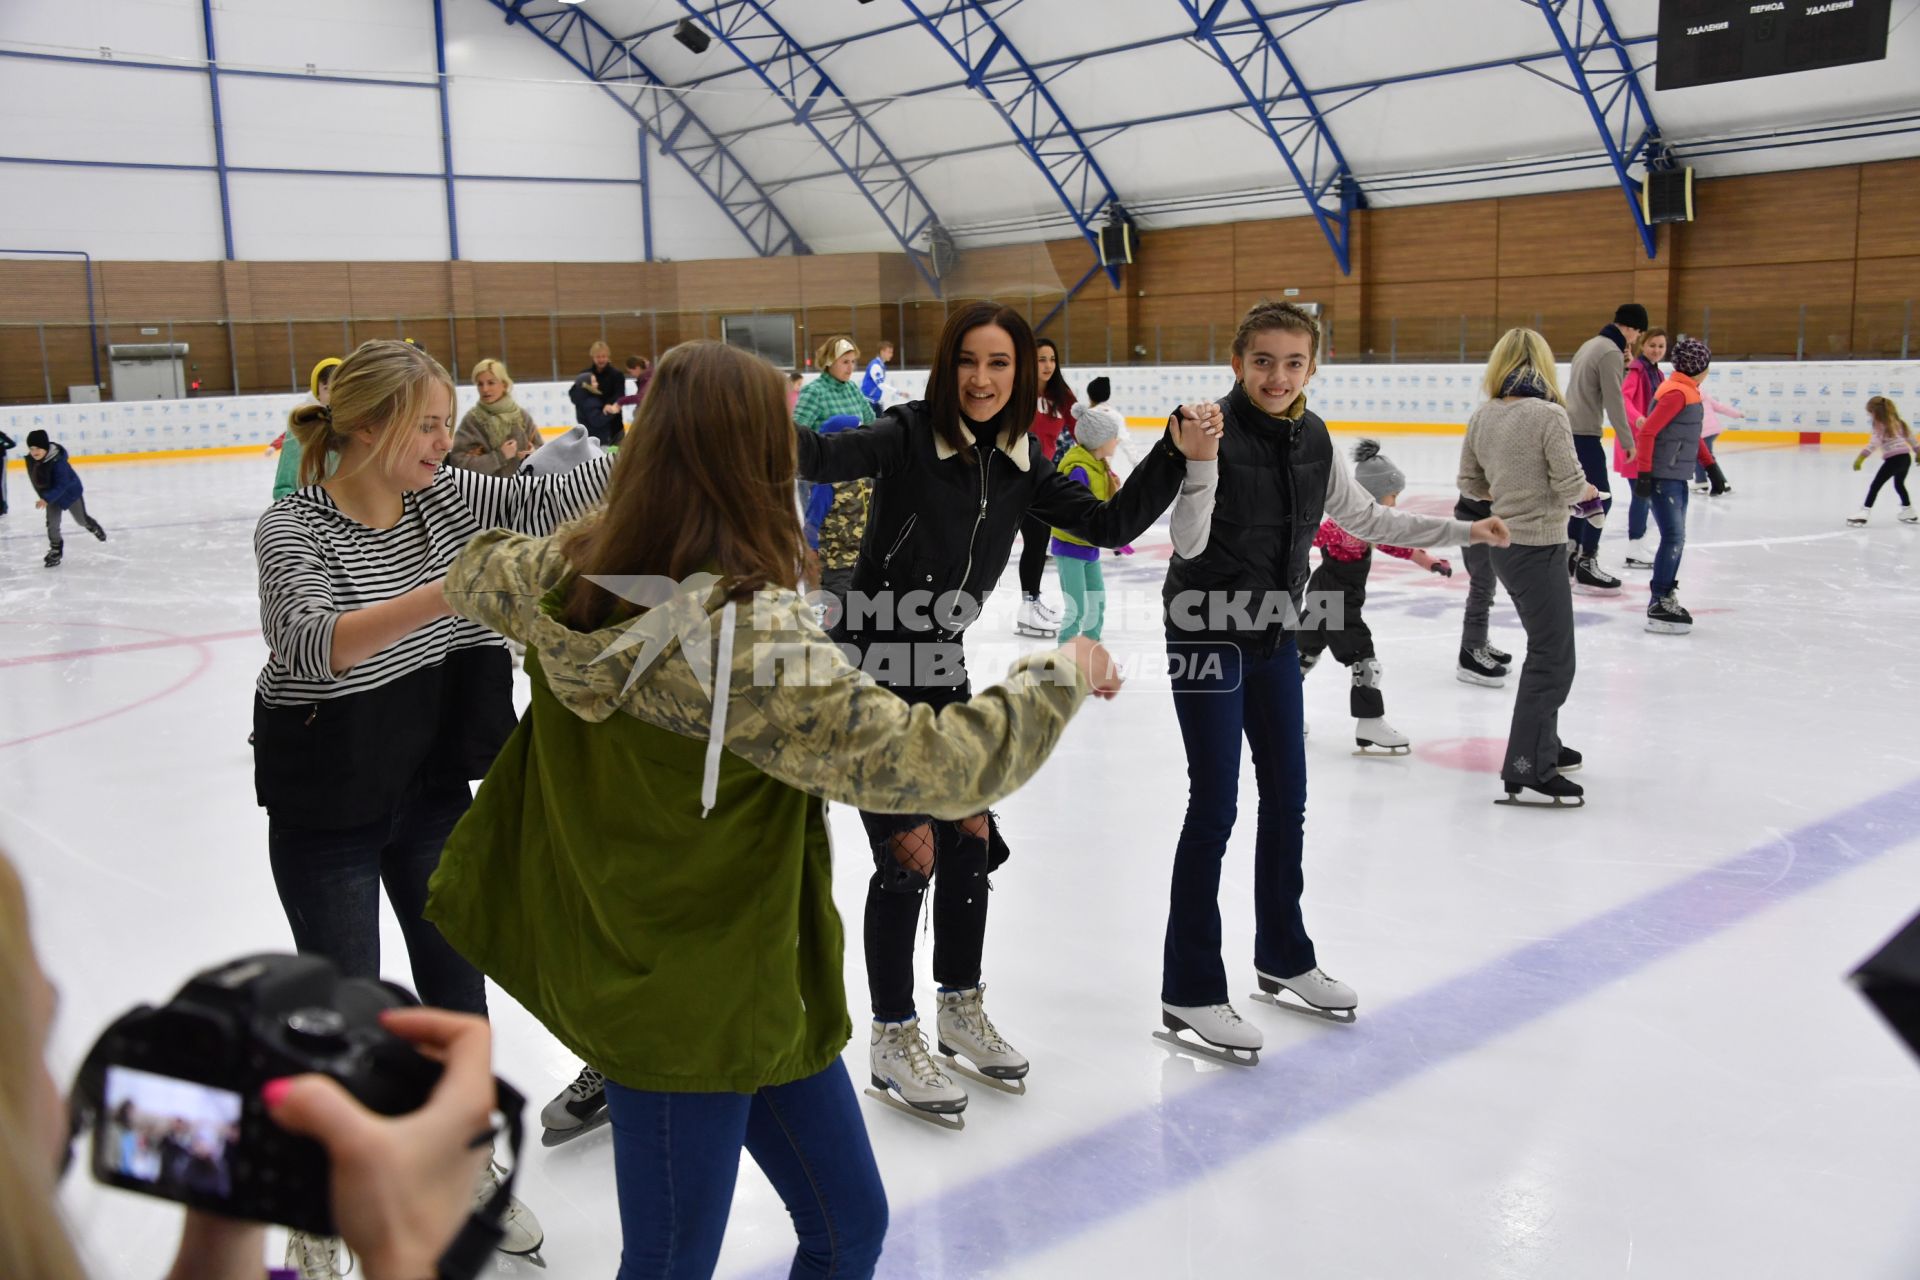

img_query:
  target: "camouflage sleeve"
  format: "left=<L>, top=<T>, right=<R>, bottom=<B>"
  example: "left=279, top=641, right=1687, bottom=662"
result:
left=444, top=528, right=564, bottom=644
left=723, top=597, right=1090, bottom=819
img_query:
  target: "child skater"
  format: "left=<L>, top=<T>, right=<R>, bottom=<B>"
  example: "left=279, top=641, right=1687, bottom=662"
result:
left=1619, top=328, right=1664, bottom=570
left=23, top=430, right=106, bottom=568
left=1697, top=390, right=1740, bottom=496
left=1630, top=337, right=1714, bottom=634
left=1847, top=396, right=1916, bottom=526
left=1049, top=379, right=1134, bottom=642
left=1297, top=440, right=1453, bottom=754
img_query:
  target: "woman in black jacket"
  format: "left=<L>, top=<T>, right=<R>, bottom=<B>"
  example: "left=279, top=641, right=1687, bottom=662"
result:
left=796, top=300, right=1219, bottom=1121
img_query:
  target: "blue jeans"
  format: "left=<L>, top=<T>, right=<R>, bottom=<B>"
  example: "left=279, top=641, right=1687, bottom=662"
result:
left=1163, top=636, right=1314, bottom=1005
left=266, top=778, right=486, bottom=1014
left=1649, top=478, right=1689, bottom=598
left=1569, top=435, right=1611, bottom=555
left=605, top=1060, right=888, bottom=1279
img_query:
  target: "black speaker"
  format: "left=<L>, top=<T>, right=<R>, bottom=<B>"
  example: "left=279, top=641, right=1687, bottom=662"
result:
left=928, top=224, right=959, bottom=279
left=673, top=18, right=711, bottom=54
left=1098, top=204, right=1136, bottom=268
left=1641, top=168, right=1694, bottom=225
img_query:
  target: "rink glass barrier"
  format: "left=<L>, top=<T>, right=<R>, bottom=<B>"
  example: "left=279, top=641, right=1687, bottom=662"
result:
left=5, top=347, right=1913, bottom=463
left=1, top=298, right=1916, bottom=410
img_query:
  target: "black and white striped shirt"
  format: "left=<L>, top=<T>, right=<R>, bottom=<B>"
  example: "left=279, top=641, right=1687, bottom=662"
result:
left=254, top=457, right=612, bottom=706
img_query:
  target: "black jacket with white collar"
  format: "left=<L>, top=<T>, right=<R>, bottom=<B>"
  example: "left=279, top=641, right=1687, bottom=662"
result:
left=795, top=399, right=1189, bottom=645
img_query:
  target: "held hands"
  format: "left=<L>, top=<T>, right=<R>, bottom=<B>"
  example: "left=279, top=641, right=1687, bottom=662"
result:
left=1170, top=403, right=1224, bottom=461
left=1061, top=635, right=1124, bottom=700
left=265, top=1008, right=498, bottom=1280
left=1467, top=516, right=1511, bottom=548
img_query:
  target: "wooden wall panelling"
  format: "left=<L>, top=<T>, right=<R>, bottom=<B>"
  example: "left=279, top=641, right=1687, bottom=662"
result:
left=470, top=262, right=557, bottom=316
left=98, top=261, right=226, bottom=322
left=1363, top=279, right=1498, bottom=358
left=346, top=262, right=451, bottom=321
left=1231, top=215, right=1339, bottom=295
left=1135, top=225, right=1233, bottom=302
left=221, top=263, right=258, bottom=394
left=1674, top=260, right=1857, bottom=358
left=941, top=243, right=1054, bottom=300
left=1853, top=254, right=1920, bottom=357
left=1496, top=189, right=1640, bottom=279
left=0, top=259, right=100, bottom=323
left=1495, top=271, right=1635, bottom=355
left=246, top=263, right=352, bottom=321
left=1138, top=289, right=1241, bottom=363
left=799, top=253, right=881, bottom=308
left=1368, top=199, right=1499, bottom=285
left=40, top=325, right=97, bottom=402
left=1678, top=166, right=1861, bottom=270
left=1856, top=158, right=1920, bottom=262
left=675, top=257, right=801, bottom=312
left=0, top=326, right=50, bottom=403
left=554, top=262, right=646, bottom=314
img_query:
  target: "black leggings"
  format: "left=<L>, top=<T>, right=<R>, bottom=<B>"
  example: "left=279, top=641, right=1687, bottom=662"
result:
left=1018, top=511, right=1049, bottom=597
left=1866, top=454, right=1912, bottom=508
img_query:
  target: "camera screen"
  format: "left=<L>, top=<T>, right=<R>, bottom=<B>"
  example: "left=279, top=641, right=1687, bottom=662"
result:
left=100, top=1066, right=243, bottom=1201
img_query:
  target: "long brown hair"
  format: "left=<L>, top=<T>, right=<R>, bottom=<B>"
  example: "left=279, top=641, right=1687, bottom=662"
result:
left=559, top=342, right=803, bottom=629
left=0, top=851, right=91, bottom=1280
left=288, top=339, right=455, bottom=486
left=1035, top=336, right=1074, bottom=415
left=927, top=301, right=1038, bottom=461
left=1868, top=395, right=1912, bottom=440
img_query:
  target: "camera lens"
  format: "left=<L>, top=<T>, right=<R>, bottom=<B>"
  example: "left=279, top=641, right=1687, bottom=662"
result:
left=283, top=1007, right=349, bottom=1052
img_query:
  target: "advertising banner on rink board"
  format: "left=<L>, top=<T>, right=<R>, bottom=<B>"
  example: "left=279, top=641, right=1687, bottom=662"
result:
left=1657, top=0, right=1892, bottom=90
left=4, top=361, right=1914, bottom=461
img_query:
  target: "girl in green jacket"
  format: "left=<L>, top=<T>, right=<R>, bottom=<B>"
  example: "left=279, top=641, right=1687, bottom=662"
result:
left=428, top=340, right=1120, bottom=1279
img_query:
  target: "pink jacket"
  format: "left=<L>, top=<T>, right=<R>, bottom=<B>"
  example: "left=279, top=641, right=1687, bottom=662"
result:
left=1700, top=394, right=1741, bottom=440
left=1616, top=357, right=1661, bottom=476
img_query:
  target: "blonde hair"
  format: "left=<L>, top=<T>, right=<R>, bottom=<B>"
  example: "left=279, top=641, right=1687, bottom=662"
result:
left=1483, top=328, right=1566, bottom=405
left=815, top=334, right=859, bottom=374
left=1233, top=300, right=1321, bottom=362
left=470, top=357, right=513, bottom=391
left=0, top=851, right=91, bottom=1280
left=1867, top=396, right=1910, bottom=437
left=288, top=339, right=456, bottom=487
left=589, top=341, right=611, bottom=359
left=1630, top=327, right=1668, bottom=359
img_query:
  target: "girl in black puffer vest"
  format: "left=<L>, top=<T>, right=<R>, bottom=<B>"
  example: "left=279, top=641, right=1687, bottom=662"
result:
left=1155, top=302, right=1507, bottom=1062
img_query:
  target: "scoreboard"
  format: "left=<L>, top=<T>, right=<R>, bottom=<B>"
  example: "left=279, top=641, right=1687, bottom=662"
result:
left=1656, top=0, right=1892, bottom=89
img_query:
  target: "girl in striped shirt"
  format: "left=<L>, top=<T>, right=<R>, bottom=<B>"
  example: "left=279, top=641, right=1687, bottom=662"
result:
left=1848, top=396, right=1917, bottom=526
left=253, top=339, right=610, bottom=1014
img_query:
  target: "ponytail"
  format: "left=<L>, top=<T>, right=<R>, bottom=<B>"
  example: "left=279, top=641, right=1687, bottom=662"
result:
left=287, top=402, right=337, bottom=487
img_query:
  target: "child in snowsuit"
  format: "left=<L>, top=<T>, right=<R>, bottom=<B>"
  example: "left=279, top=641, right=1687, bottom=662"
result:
left=1298, top=440, right=1452, bottom=753
left=24, top=429, right=106, bottom=567
left=1049, top=379, right=1133, bottom=641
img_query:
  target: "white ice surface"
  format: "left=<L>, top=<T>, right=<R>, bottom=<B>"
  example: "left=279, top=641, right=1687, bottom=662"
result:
left=5, top=437, right=1919, bottom=1279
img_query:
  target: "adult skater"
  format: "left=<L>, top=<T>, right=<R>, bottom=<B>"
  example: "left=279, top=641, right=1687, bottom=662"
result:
left=427, top=341, right=1118, bottom=1277
left=1454, top=485, right=1513, bottom=688
left=1155, top=301, right=1509, bottom=1063
left=1630, top=337, right=1714, bottom=635
left=1297, top=440, right=1454, bottom=755
left=569, top=340, right=625, bottom=446
left=794, top=300, right=1222, bottom=1118
left=1564, top=303, right=1645, bottom=593
left=450, top=358, right=542, bottom=477
left=1013, top=336, right=1078, bottom=637
left=1847, top=396, right=1916, bottom=526
left=794, top=335, right=876, bottom=609
left=1458, top=328, right=1595, bottom=807
left=254, top=339, right=608, bottom=1273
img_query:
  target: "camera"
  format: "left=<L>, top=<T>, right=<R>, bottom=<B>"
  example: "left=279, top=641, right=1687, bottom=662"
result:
left=70, top=953, right=441, bottom=1236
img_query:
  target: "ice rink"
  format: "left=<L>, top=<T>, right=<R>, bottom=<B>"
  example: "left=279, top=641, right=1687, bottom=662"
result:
left=7, top=433, right=1919, bottom=1279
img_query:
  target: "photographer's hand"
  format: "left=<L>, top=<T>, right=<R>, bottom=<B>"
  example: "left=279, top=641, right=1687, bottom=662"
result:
left=162, top=1213, right=267, bottom=1280
left=265, top=1008, right=497, bottom=1280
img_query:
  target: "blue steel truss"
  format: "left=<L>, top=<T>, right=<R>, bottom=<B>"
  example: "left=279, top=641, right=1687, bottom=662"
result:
left=1180, top=0, right=1366, bottom=275
left=675, top=0, right=943, bottom=293
left=490, top=0, right=806, bottom=258
left=898, top=1, right=1124, bottom=285
left=1533, top=0, right=1670, bottom=259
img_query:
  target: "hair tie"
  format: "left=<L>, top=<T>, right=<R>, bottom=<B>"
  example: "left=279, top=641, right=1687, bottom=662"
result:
left=318, top=405, right=333, bottom=423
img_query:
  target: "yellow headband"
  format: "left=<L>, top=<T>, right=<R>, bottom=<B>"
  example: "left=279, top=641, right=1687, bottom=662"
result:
left=309, top=357, right=344, bottom=400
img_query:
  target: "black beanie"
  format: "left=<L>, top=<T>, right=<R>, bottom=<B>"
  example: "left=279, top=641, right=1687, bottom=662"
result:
left=26, top=429, right=49, bottom=450
left=1613, top=303, right=1650, bottom=331
left=1087, top=376, right=1111, bottom=404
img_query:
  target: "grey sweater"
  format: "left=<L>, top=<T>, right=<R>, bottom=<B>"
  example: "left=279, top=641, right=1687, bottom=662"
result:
left=1457, top=398, right=1591, bottom=547
left=1565, top=331, right=1630, bottom=439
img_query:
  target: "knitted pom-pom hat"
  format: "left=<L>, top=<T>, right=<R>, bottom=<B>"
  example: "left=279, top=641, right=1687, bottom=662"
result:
left=1670, top=336, right=1711, bottom=377
left=1353, top=439, right=1405, bottom=502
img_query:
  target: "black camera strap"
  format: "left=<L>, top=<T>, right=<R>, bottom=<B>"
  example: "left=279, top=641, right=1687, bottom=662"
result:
left=434, top=1076, right=529, bottom=1280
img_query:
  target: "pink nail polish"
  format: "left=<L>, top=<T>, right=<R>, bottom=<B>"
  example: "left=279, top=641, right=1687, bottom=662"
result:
left=262, top=1078, right=293, bottom=1108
